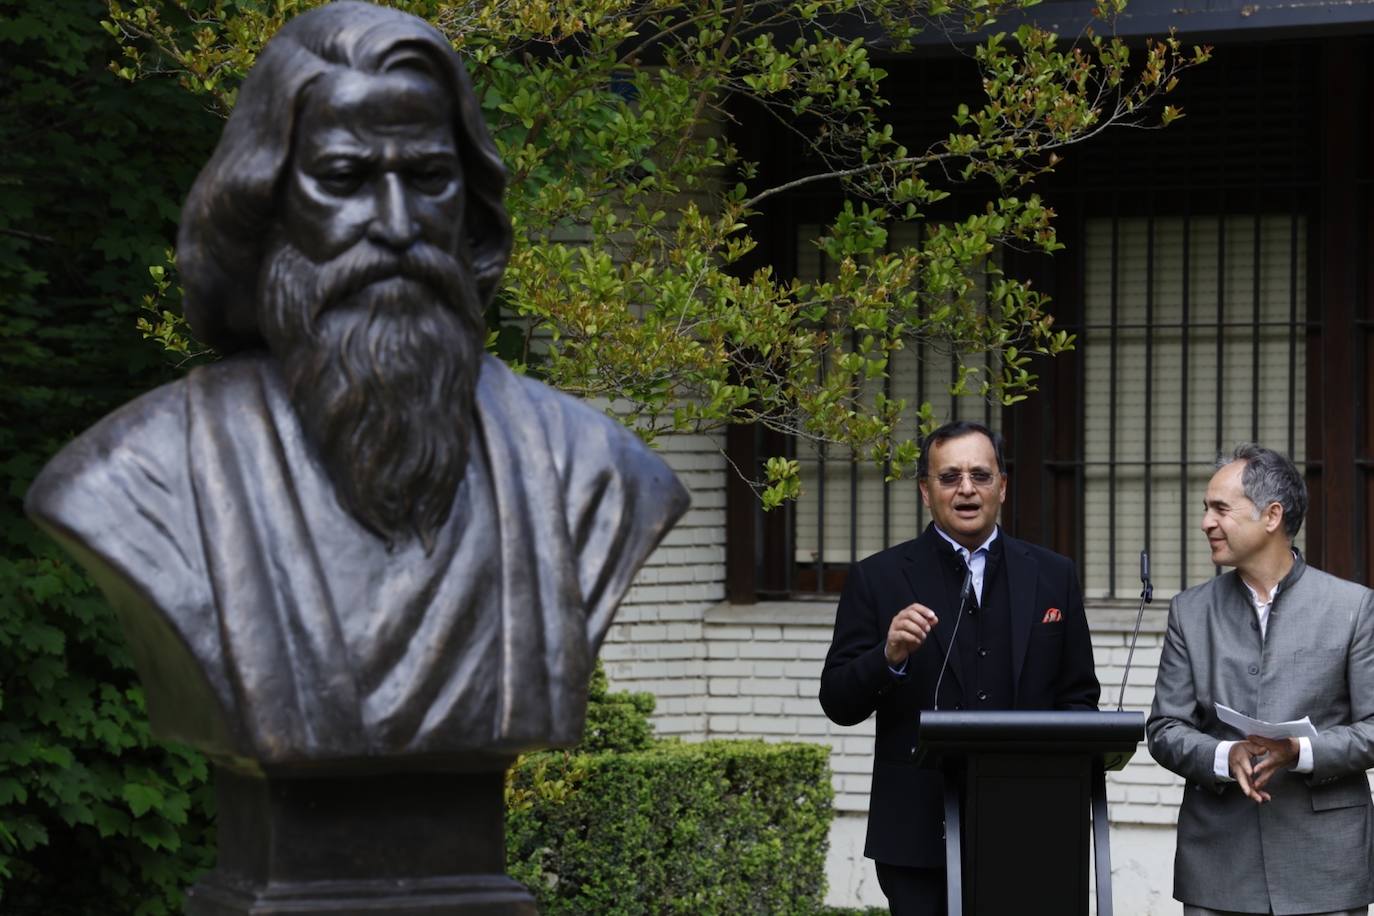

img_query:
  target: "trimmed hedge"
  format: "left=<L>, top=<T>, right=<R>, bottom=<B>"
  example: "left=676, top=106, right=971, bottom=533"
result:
left=506, top=739, right=834, bottom=915
left=576, top=662, right=656, bottom=755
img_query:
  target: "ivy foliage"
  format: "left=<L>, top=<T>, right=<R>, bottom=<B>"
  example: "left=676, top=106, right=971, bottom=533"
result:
left=0, top=0, right=220, bottom=910
left=105, top=0, right=1208, bottom=506
left=507, top=667, right=834, bottom=915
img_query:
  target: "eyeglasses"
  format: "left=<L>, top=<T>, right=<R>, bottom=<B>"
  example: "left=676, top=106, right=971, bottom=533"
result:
left=930, top=469, right=1000, bottom=489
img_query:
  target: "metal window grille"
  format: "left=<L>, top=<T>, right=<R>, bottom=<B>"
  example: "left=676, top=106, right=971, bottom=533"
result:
left=1077, top=210, right=1309, bottom=599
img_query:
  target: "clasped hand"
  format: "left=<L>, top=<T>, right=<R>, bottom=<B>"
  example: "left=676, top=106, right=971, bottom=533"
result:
left=1228, top=735, right=1300, bottom=803
left=884, top=603, right=939, bottom=666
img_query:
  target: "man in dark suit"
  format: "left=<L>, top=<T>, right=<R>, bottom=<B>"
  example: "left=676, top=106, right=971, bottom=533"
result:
left=819, top=420, right=1100, bottom=915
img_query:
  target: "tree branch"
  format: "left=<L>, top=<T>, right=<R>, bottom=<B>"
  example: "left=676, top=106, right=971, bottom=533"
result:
left=0, top=227, right=55, bottom=244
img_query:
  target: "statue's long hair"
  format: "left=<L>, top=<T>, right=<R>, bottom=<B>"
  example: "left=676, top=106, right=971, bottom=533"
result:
left=177, top=0, right=511, bottom=354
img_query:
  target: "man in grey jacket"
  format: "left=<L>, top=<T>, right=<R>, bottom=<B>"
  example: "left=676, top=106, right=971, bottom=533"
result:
left=1148, top=443, right=1374, bottom=916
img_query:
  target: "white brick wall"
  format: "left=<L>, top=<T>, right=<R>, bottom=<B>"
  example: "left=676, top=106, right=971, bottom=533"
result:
left=1091, top=606, right=1186, bottom=831
left=599, top=430, right=726, bottom=738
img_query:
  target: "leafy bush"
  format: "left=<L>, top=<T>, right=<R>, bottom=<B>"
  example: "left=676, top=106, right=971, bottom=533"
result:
left=506, top=739, right=834, bottom=915
left=0, top=1, right=220, bottom=911
left=578, top=660, right=657, bottom=754
left=507, top=662, right=834, bottom=914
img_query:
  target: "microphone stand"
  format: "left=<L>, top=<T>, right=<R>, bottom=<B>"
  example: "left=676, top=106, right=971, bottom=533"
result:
left=1116, top=551, right=1154, bottom=712
left=934, top=566, right=974, bottom=712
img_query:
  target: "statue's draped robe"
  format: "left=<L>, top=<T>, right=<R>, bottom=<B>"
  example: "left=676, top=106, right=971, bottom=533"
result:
left=26, top=353, right=688, bottom=769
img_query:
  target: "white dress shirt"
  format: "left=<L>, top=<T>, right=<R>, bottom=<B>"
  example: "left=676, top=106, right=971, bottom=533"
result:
left=932, top=525, right=999, bottom=605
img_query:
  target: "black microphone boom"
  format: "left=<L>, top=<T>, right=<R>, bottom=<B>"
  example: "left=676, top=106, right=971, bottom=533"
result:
left=1116, top=550, right=1154, bottom=712
left=933, top=565, right=974, bottom=712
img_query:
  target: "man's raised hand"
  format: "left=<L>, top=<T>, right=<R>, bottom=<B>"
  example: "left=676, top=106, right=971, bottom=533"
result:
left=885, top=603, right=939, bottom=667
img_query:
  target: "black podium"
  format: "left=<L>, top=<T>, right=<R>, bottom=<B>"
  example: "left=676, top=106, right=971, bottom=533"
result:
left=915, top=710, right=1143, bottom=916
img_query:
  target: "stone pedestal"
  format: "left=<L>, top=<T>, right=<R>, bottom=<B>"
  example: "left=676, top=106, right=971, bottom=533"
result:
left=186, top=767, right=537, bottom=915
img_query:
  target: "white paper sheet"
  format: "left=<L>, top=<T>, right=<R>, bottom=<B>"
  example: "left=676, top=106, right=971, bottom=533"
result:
left=1215, top=703, right=1318, bottom=739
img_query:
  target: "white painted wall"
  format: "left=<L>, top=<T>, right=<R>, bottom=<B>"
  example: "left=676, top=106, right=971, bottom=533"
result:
left=599, top=430, right=724, bottom=739
left=1107, top=824, right=1181, bottom=915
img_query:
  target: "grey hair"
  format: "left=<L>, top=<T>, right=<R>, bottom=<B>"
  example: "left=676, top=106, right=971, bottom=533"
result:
left=1218, top=443, right=1307, bottom=539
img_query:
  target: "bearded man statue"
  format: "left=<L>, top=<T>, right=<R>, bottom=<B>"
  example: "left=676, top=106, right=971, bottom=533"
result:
left=25, top=1, right=689, bottom=775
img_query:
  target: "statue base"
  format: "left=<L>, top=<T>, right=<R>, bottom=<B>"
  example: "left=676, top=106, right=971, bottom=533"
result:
left=186, top=766, right=537, bottom=915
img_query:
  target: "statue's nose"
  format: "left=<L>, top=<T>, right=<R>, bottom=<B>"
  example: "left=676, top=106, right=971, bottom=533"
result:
left=368, top=173, right=419, bottom=249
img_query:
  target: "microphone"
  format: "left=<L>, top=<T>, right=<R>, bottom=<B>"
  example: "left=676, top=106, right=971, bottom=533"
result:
left=933, top=565, right=974, bottom=712
left=1116, top=550, right=1155, bottom=712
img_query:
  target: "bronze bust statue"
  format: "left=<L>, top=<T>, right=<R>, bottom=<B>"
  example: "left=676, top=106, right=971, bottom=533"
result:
left=26, top=0, right=689, bottom=775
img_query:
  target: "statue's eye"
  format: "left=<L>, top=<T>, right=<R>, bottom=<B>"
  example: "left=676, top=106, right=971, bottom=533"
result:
left=409, top=163, right=455, bottom=195
left=314, top=161, right=366, bottom=195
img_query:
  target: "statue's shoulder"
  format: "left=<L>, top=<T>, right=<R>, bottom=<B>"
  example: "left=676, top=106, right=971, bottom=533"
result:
left=25, top=355, right=269, bottom=540
left=183, top=352, right=278, bottom=400
left=481, top=355, right=636, bottom=449
left=26, top=374, right=191, bottom=525
left=477, top=355, right=687, bottom=512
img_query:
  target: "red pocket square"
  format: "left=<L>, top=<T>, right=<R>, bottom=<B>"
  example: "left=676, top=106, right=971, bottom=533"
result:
left=1041, top=607, right=1062, bottom=623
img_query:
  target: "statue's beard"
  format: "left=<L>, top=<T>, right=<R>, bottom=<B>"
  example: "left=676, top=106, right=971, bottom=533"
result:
left=258, top=236, right=485, bottom=552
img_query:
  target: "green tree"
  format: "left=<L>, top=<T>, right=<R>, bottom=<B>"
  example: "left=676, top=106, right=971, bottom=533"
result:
left=0, top=0, right=220, bottom=910
left=107, top=0, right=1206, bottom=506
left=1, top=0, right=1208, bottom=910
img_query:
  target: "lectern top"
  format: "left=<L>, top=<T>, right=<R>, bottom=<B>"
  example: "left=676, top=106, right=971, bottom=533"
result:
left=917, top=710, right=1143, bottom=770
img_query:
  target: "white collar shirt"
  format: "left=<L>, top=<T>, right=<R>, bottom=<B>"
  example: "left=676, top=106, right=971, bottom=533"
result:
left=933, top=525, right=999, bottom=605
left=1242, top=578, right=1281, bottom=640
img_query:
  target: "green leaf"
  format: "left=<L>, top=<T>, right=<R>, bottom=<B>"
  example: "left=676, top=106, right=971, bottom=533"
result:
left=121, top=783, right=164, bottom=818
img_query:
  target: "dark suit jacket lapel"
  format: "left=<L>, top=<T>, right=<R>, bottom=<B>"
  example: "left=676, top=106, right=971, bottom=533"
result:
left=1003, top=534, right=1035, bottom=705
left=902, top=526, right=964, bottom=692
